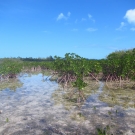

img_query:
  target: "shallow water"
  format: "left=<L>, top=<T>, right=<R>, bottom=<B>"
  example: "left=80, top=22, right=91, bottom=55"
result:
left=0, top=73, right=135, bottom=135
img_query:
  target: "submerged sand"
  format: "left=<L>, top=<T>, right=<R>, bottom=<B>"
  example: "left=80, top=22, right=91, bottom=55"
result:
left=0, top=73, right=135, bottom=135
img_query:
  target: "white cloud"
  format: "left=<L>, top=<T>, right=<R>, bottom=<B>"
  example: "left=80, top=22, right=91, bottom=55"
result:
left=57, top=13, right=66, bottom=20
left=88, top=14, right=95, bottom=22
left=124, top=9, right=135, bottom=24
left=120, top=22, right=126, bottom=27
left=57, top=12, right=71, bottom=21
left=116, top=22, right=126, bottom=31
left=130, top=27, right=135, bottom=31
left=88, top=14, right=92, bottom=18
left=108, top=46, right=119, bottom=50
left=86, top=28, right=97, bottom=32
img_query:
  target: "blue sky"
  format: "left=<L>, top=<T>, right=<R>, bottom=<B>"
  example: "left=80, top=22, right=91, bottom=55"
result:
left=0, top=0, right=135, bottom=59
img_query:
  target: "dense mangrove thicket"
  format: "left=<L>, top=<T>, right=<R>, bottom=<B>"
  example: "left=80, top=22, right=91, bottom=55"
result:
left=101, top=48, right=135, bottom=89
left=0, top=48, right=135, bottom=90
left=102, top=48, right=135, bottom=80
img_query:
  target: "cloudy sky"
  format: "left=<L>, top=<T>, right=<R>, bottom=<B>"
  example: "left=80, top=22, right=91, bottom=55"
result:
left=0, top=0, right=135, bottom=59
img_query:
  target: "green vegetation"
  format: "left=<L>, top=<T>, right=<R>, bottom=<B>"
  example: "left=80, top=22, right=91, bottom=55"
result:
left=52, top=80, right=99, bottom=110
left=6, top=118, right=9, bottom=122
left=0, top=78, right=23, bottom=91
left=102, top=48, right=135, bottom=89
left=0, top=58, right=22, bottom=76
left=0, top=48, right=135, bottom=99
left=97, top=128, right=106, bottom=135
left=0, top=57, right=53, bottom=79
left=99, top=86, right=135, bottom=108
left=52, top=53, right=102, bottom=105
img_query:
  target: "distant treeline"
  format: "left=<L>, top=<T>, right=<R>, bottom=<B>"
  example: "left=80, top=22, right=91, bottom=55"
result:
left=0, top=56, right=54, bottom=62
left=0, top=48, right=135, bottom=81
left=20, top=56, right=54, bottom=61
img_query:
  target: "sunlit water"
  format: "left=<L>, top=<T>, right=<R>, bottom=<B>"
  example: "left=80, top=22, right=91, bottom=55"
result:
left=0, top=73, right=135, bottom=135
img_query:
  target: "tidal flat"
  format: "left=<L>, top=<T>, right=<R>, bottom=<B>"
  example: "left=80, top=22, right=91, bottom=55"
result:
left=0, top=73, right=135, bottom=135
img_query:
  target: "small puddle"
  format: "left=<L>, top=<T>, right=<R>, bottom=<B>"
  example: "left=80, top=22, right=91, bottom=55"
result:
left=0, top=74, right=135, bottom=135
left=85, top=82, right=107, bottom=107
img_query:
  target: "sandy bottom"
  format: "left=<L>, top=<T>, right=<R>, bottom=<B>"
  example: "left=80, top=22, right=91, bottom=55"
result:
left=0, top=73, right=135, bottom=135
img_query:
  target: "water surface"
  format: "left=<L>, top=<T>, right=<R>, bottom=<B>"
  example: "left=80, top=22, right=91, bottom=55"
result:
left=0, top=73, right=135, bottom=135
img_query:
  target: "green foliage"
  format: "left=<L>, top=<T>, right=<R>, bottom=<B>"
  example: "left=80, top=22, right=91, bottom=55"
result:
left=53, top=53, right=102, bottom=90
left=102, top=48, right=135, bottom=81
left=0, top=58, right=54, bottom=76
left=6, top=118, right=9, bottom=122
left=72, top=78, right=87, bottom=90
left=0, top=59, right=22, bottom=75
left=97, top=128, right=106, bottom=135
left=0, top=48, right=134, bottom=90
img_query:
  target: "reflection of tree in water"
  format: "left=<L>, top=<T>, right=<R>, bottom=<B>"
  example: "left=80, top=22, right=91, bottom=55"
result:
left=99, top=87, right=135, bottom=108
left=0, top=79, right=23, bottom=91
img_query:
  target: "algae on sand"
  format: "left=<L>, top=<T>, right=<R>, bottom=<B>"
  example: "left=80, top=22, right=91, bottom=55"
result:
left=0, top=79, right=23, bottom=91
left=99, top=86, right=135, bottom=108
left=51, top=80, right=100, bottom=110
